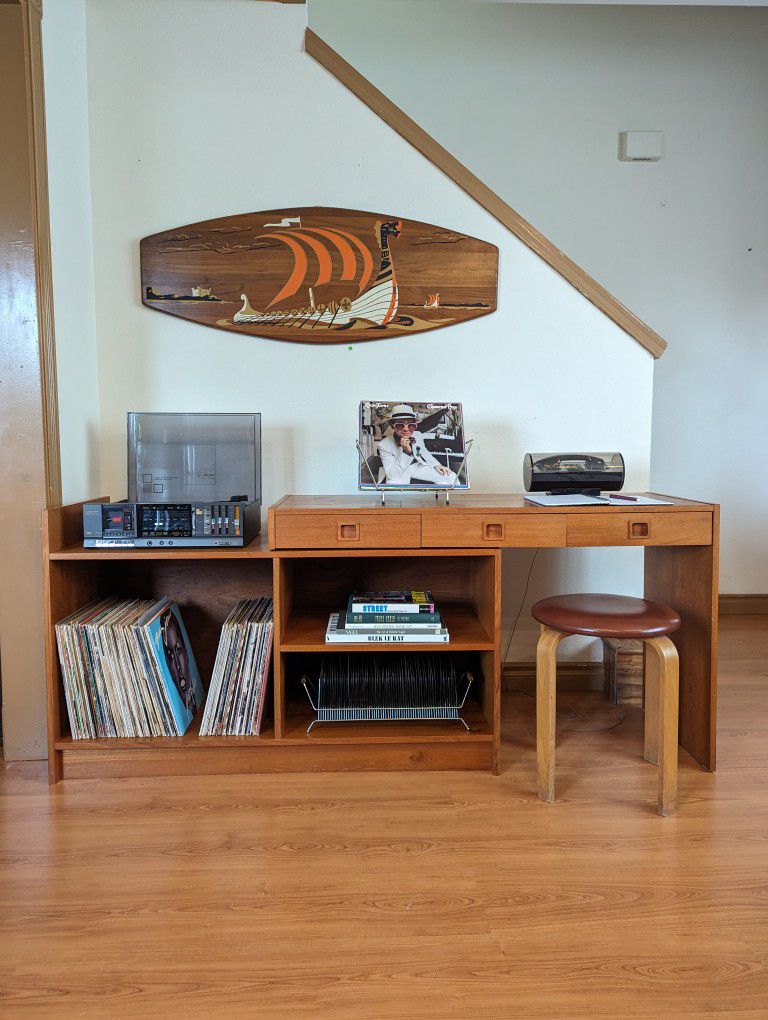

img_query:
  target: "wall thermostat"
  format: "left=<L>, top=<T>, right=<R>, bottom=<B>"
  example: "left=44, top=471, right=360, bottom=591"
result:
left=619, top=131, right=663, bottom=162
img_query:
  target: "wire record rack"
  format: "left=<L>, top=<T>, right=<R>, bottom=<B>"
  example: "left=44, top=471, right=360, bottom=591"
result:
left=301, top=653, right=474, bottom=733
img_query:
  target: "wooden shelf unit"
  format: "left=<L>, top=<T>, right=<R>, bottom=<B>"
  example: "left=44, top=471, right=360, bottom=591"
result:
left=43, top=500, right=501, bottom=783
left=44, top=492, right=718, bottom=783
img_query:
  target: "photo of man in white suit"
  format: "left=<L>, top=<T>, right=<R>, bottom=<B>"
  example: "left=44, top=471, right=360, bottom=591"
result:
left=377, top=404, right=458, bottom=486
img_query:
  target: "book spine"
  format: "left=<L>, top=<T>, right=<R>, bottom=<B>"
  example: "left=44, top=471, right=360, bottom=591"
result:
left=345, top=611, right=441, bottom=626
left=326, top=631, right=449, bottom=644
left=344, top=620, right=443, bottom=632
left=349, top=602, right=436, bottom=615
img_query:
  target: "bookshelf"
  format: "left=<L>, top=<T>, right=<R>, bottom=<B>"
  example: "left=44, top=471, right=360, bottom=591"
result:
left=44, top=500, right=500, bottom=783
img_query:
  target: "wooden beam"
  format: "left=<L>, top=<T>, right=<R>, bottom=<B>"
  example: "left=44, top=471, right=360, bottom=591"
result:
left=21, top=0, right=61, bottom=506
left=0, top=0, right=56, bottom=760
left=305, top=27, right=667, bottom=359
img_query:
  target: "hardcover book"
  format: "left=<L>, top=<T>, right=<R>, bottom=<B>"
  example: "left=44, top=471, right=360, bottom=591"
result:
left=344, top=611, right=443, bottom=631
left=326, top=612, right=449, bottom=644
left=349, top=591, right=436, bottom=614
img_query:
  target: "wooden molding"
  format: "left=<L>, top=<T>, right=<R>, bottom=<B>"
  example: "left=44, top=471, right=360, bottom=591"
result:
left=719, top=594, right=768, bottom=615
left=505, top=646, right=643, bottom=705
left=21, top=0, right=62, bottom=506
left=304, top=27, right=667, bottom=359
left=503, top=660, right=605, bottom=693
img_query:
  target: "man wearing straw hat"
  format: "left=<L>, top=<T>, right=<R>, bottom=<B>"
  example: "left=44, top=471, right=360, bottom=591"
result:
left=377, top=404, right=458, bottom=486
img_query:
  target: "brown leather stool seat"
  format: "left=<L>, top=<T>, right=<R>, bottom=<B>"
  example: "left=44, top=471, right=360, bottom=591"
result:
left=532, top=592, right=681, bottom=816
left=532, top=593, right=681, bottom=639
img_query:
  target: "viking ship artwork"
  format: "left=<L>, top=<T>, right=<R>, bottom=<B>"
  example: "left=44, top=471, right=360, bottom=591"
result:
left=140, top=207, right=499, bottom=344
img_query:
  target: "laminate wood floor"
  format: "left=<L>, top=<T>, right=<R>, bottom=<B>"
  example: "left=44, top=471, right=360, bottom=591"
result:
left=1, top=616, right=767, bottom=1018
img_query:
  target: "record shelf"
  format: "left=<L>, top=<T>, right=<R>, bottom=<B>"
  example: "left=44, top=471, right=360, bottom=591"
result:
left=43, top=498, right=501, bottom=783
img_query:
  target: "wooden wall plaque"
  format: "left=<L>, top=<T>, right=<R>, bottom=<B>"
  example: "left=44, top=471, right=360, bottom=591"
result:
left=140, top=207, right=498, bottom=344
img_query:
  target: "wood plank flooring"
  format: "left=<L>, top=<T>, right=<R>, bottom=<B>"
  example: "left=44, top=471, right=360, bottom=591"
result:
left=1, top=615, right=767, bottom=1017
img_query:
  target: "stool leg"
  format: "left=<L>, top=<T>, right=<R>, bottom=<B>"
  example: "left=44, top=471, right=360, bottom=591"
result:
left=643, top=641, right=660, bottom=766
left=536, top=625, right=564, bottom=803
left=647, top=636, right=679, bottom=816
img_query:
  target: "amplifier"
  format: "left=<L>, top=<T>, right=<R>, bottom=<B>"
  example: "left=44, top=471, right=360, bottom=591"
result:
left=82, top=500, right=261, bottom=548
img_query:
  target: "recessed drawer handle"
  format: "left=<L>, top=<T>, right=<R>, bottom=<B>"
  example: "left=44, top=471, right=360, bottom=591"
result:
left=484, top=522, right=504, bottom=540
left=338, top=522, right=359, bottom=541
left=629, top=521, right=650, bottom=538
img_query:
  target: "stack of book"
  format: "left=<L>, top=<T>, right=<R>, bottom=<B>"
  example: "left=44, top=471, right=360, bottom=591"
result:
left=325, top=590, right=449, bottom=644
left=55, top=597, right=204, bottom=738
left=200, top=598, right=274, bottom=736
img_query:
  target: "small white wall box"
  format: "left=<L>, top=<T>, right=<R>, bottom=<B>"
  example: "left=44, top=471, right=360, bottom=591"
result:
left=619, top=131, right=663, bottom=162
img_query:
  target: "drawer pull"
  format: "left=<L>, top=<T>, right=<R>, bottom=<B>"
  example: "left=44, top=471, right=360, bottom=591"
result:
left=338, top=522, right=359, bottom=541
left=484, top=522, right=504, bottom=540
left=630, top=521, right=650, bottom=539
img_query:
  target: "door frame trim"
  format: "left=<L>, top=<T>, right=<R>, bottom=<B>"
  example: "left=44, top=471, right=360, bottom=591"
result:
left=14, top=0, right=61, bottom=506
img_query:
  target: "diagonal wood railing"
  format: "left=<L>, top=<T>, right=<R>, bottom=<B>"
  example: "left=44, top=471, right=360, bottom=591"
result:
left=305, top=27, right=666, bottom=358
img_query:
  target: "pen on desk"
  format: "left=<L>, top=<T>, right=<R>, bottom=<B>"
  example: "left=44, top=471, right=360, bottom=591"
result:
left=610, top=493, right=638, bottom=502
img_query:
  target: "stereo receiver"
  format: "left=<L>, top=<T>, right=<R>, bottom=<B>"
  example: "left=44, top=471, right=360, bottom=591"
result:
left=82, top=500, right=261, bottom=548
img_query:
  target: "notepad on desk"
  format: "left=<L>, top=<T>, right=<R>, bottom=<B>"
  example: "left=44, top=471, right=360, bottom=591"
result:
left=524, top=493, right=674, bottom=507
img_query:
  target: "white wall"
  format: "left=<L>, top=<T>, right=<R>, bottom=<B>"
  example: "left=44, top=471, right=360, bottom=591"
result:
left=311, top=0, right=768, bottom=593
left=45, top=0, right=655, bottom=660
left=42, top=0, right=100, bottom=505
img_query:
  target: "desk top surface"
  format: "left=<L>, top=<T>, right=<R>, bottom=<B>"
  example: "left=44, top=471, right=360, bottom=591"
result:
left=272, top=493, right=717, bottom=513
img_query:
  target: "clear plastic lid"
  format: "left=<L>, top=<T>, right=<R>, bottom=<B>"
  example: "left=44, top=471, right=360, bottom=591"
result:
left=523, top=452, right=624, bottom=492
left=527, top=452, right=624, bottom=475
left=127, top=412, right=261, bottom=503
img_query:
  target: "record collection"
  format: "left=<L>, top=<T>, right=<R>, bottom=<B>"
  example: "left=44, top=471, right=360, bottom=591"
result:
left=302, top=653, right=473, bottom=730
left=55, top=598, right=204, bottom=738
left=200, top=598, right=274, bottom=736
left=326, top=590, right=449, bottom=644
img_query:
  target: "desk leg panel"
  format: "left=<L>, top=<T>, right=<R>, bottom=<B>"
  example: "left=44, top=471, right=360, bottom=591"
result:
left=644, top=526, right=718, bottom=770
left=478, top=550, right=502, bottom=774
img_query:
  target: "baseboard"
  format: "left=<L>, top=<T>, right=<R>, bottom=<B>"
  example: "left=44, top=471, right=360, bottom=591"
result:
left=719, top=594, right=768, bottom=615
left=503, top=645, right=643, bottom=706
left=502, top=661, right=604, bottom=694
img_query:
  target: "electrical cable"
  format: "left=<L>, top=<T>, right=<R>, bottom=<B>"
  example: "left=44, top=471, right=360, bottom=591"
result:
left=502, top=548, right=626, bottom=732
left=502, top=547, right=540, bottom=663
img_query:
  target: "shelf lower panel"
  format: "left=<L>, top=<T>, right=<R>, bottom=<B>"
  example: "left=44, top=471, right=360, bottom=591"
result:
left=57, top=740, right=492, bottom=778
left=54, top=706, right=492, bottom=777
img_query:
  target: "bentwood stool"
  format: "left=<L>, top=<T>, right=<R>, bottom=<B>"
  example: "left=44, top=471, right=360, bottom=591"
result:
left=532, top=594, right=682, bottom=816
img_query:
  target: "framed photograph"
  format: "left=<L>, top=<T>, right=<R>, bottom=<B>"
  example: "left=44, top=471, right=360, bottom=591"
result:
left=358, top=401, right=470, bottom=490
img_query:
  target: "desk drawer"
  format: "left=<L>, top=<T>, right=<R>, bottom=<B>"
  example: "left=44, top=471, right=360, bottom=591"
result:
left=422, top=513, right=566, bottom=548
left=567, top=511, right=712, bottom=547
left=274, top=512, right=421, bottom=549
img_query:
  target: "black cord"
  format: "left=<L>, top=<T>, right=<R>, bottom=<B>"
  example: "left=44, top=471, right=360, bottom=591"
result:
left=502, top=548, right=540, bottom=663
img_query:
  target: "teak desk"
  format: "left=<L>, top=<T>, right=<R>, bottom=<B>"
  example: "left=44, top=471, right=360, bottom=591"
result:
left=43, top=494, right=718, bottom=783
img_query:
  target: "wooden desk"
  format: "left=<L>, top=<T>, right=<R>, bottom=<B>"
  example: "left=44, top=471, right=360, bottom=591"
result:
left=43, top=494, right=717, bottom=782
left=270, top=494, right=719, bottom=772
